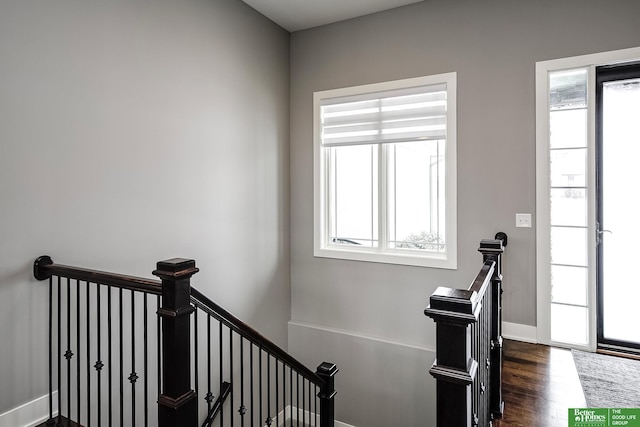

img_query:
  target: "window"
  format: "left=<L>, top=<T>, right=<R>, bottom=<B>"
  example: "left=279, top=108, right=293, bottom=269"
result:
left=313, top=73, right=457, bottom=269
left=547, top=68, right=590, bottom=346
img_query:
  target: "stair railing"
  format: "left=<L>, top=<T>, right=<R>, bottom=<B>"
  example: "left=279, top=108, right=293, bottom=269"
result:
left=424, top=232, right=507, bottom=427
left=34, top=256, right=337, bottom=427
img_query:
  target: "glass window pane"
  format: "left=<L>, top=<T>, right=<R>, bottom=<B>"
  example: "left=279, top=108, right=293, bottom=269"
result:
left=550, top=148, right=586, bottom=187
left=330, top=145, right=378, bottom=247
left=551, top=226, right=587, bottom=267
left=550, top=188, right=586, bottom=227
left=550, top=109, right=587, bottom=149
left=549, top=69, right=587, bottom=110
left=551, top=303, right=588, bottom=345
left=388, top=140, right=445, bottom=252
left=551, top=265, right=588, bottom=306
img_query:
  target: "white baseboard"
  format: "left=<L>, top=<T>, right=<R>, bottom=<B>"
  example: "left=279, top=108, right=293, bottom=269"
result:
left=275, top=405, right=355, bottom=427
left=502, top=321, right=537, bottom=343
left=0, top=391, right=58, bottom=427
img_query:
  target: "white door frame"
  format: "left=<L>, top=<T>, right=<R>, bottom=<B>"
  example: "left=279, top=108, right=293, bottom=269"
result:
left=535, top=46, right=640, bottom=350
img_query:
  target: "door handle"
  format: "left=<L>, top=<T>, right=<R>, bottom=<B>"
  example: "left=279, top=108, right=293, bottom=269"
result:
left=596, top=225, right=612, bottom=245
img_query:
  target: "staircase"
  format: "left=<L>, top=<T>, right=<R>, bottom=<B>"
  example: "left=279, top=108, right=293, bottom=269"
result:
left=33, top=256, right=337, bottom=427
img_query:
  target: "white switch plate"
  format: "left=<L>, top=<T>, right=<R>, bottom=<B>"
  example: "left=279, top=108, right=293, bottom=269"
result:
left=516, top=213, right=532, bottom=228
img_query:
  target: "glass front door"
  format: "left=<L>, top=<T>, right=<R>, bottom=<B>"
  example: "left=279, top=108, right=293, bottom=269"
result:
left=596, top=63, right=640, bottom=352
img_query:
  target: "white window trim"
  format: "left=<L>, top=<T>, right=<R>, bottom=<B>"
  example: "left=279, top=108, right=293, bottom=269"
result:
left=535, top=46, right=640, bottom=350
left=313, top=73, right=457, bottom=269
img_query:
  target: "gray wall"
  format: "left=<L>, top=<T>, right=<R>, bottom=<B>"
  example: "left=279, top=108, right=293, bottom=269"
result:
left=289, top=0, right=640, bottom=425
left=0, top=0, right=289, bottom=416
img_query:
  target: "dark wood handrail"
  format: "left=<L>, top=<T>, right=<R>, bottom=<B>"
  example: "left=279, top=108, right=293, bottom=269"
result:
left=468, top=260, right=495, bottom=300
left=33, top=255, right=162, bottom=295
left=33, top=255, right=326, bottom=387
left=190, top=287, right=326, bottom=387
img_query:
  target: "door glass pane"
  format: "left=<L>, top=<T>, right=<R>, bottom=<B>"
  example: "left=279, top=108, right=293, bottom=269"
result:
left=388, top=140, right=445, bottom=252
left=551, top=304, right=588, bottom=345
left=550, top=188, right=587, bottom=227
left=330, top=145, right=378, bottom=247
left=551, top=265, right=588, bottom=306
left=550, top=148, right=587, bottom=187
left=551, top=226, right=587, bottom=266
left=600, top=77, right=640, bottom=345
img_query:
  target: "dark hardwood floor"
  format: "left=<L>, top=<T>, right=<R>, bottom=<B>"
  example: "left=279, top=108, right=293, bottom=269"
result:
left=35, top=416, right=81, bottom=427
left=494, top=339, right=586, bottom=427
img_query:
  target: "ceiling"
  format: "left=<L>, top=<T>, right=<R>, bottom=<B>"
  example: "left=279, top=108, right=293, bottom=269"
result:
left=242, top=0, right=425, bottom=32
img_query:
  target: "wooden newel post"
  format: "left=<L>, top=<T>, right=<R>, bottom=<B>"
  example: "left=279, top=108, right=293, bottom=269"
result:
left=154, top=258, right=199, bottom=427
left=478, top=232, right=506, bottom=419
left=317, top=362, right=338, bottom=427
left=425, top=288, right=480, bottom=427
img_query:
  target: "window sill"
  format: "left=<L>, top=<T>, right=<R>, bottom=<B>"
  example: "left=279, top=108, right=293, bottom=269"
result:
left=313, top=246, right=457, bottom=269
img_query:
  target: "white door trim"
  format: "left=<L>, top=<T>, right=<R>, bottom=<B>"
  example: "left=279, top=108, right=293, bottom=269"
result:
left=535, top=46, right=640, bottom=350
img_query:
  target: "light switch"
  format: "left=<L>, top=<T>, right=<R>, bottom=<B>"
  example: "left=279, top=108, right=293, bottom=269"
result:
left=516, top=213, right=532, bottom=228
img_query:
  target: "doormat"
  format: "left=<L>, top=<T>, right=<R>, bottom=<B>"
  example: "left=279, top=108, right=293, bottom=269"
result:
left=572, top=349, right=640, bottom=408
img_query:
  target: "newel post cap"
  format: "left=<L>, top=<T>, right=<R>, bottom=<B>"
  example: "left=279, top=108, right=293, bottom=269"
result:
left=152, top=258, right=199, bottom=280
left=317, top=362, right=339, bottom=378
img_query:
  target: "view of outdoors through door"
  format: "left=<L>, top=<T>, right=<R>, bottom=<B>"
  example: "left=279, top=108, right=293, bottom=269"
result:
left=597, top=64, right=640, bottom=351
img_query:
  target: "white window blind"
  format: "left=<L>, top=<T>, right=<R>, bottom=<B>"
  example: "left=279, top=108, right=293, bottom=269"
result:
left=320, top=84, right=448, bottom=147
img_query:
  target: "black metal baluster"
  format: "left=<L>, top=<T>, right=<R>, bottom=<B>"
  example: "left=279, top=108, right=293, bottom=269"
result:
left=66, top=278, right=71, bottom=423
left=296, top=372, right=304, bottom=427
left=219, top=321, right=223, bottom=426
left=119, top=288, right=124, bottom=427
left=308, top=379, right=311, bottom=427
left=275, top=359, right=279, bottom=426
left=314, top=384, right=318, bottom=427
left=309, top=378, right=312, bottom=426
left=76, top=280, right=81, bottom=424
left=230, top=328, right=234, bottom=427
left=57, top=276, right=61, bottom=424
left=194, top=307, right=199, bottom=422
left=239, top=338, right=245, bottom=427
left=206, top=315, right=212, bottom=413
left=282, top=361, right=286, bottom=427
left=289, top=368, right=293, bottom=427
left=266, top=354, right=271, bottom=427
left=265, top=353, right=272, bottom=427
left=96, top=283, right=103, bottom=427
left=250, top=345, right=254, bottom=426
left=144, top=295, right=148, bottom=427
left=302, top=375, right=305, bottom=426
left=87, top=282, right=91, bottom=425
left=131, top=289, right=137, bottom=427
left=259, top=349, right=263, bottom=427
left=108, top=285, right=113, bottom=427
left=47, top=277, right=54, bottom=425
